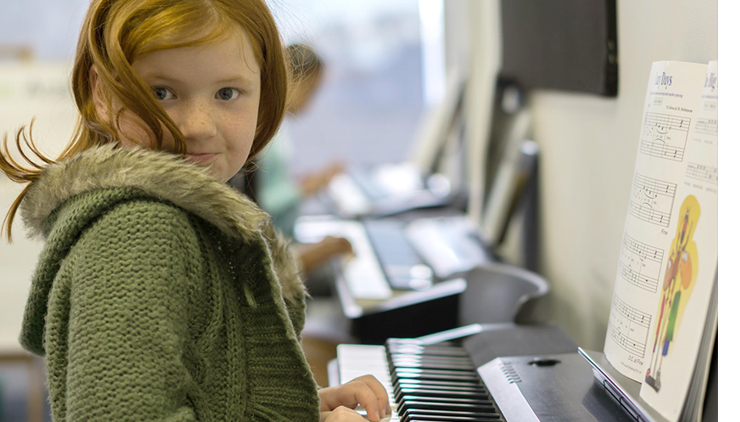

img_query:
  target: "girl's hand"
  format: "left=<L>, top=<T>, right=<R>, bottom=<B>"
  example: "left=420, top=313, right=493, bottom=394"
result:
left=319, top=406, right=371, bottom=422
left=296, top=236, right=353, bottom=275
left=318, top=236, right=353, bottom=256
left=300, top=161, right=344, bottom=196
left=318, top=375, right=391, bottom=422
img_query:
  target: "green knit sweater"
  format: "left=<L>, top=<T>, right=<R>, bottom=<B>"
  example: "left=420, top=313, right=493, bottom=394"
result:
left=18, top=145, right=321, bottom=421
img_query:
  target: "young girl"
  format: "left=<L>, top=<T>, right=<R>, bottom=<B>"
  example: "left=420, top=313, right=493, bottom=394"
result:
left=0, top=0, right=390, bottom=421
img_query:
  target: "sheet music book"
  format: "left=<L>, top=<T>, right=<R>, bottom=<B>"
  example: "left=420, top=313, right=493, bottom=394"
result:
left=601, top=61, right=718, bottom=422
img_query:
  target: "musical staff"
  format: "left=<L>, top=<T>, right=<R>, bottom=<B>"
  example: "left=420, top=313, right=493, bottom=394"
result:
left=619, top=235, right=663, bottom=293
left=634, top=174, right=677, bottom=199
left=629, top=200, right=671, bottom=227
left=694, top=118, right=717, bottom=136
left=686, top=162, right=718, bottom=184
left=629, top=173, right=677, bottom=228
left=640, top=112, right=691, bottom=162
left=608, top=295, right=651, bottom=358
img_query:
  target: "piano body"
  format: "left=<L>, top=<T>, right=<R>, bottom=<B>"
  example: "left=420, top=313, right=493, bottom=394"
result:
left=332, top=324, right=719, bottom=422
left=333, top=324, right=579, bottom=421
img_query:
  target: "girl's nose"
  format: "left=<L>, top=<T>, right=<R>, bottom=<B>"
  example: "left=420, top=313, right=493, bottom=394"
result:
left=177, top=101, right=217, bottom=140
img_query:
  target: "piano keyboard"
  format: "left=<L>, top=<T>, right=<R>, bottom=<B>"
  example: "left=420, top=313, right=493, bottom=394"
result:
left=337, top=340, right=503, bottom=421
left=327, top=173, right=373, bottom=216
left=404, top=216, right=492, bottom=279
left=293, top=219, right=393, bottom=299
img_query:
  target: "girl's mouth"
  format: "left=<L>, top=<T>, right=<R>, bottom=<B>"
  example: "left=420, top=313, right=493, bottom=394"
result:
left=185, top=153, right=216, bottom=164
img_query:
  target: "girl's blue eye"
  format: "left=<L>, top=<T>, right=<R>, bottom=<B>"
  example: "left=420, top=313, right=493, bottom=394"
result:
left=152, top=87, right=174, bottom=100
left=217, top=88, right=239, bottom=101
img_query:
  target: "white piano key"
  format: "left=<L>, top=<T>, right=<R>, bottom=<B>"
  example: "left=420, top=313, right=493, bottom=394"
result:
left=337, top=344, right=398, bottom=415
left=327, top=173, right=372, bottom=216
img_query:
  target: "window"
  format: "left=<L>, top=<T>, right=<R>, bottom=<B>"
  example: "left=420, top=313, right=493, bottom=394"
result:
left=271, top=0, right=427, bottom=175
left=0, top=0, right=432, bottom=176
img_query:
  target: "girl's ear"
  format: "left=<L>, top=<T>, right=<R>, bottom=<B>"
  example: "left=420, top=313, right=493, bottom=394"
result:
left=89, top=64, right=108, bottom=118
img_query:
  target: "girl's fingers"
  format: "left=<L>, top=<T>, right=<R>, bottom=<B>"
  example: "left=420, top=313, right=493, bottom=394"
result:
left=322, top=406, right=368, bottom=422
left=350, top=375, right=391, bottom=416
left=319, top=375, right=391, bottom=421
left=339, top=376, right=389, bottom=421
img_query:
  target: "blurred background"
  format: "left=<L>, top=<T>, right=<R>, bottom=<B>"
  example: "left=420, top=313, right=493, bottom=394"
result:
left=0, top=0, right=440, bottom=176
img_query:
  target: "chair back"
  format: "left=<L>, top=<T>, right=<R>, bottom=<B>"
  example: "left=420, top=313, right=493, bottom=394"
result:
left=459, top=262, right=549, bottom=326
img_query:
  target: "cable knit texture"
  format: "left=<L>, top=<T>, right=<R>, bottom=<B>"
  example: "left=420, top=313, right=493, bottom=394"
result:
left=18, top=145, right=320, bottom=421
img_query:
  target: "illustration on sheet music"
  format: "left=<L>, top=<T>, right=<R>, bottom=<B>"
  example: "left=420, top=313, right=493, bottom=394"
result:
left=644, top=195, right=700, bottom=392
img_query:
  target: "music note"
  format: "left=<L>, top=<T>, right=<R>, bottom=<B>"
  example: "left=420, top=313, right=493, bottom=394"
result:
left=619, top=234, right=663, bottom=293
left=630, top=174, right=676, bottom=228
left=608, top=295, right=651, bottom=357
left=686, top=162, right=718, bottom=184
left=640, top=112, right=690, bottom=162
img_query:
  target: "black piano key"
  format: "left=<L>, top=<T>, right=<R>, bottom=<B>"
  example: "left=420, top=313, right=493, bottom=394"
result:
left=395, top=379, right=486, bottom=391
left=391, top=356, right=476, bottom=369
left=394, top=383, right=486, bottom=400
left=392, top=363, right=476, bottom=373
left=401, top=408, right=501, bottom=422
left=388, top=343, right=465, bottom=350
left=392, top=361, right=476, bottom=372
left=391, top=363, right=475, bottom=372
left=386, top=338, right=458, bottom=347
left=397, top=390, right=491, bottom=405
left=393, top=368, right=477, bottom=377
left=394, top=385, right=488, bottom=398
left=398, top=398, right=496, bottom=414
left=390, top=353, right=474, bottom=363
left=394, top=386, right=487, bottom=401
left=407, top=416, right=501, bottom=422
left=388, top=346, right=469, bottom=357
left=395, top=390, right=491, bottom=403
left=391, top=356, right=474, bottom=363
left=394, top=365, right=477, bottom=373
left=393, top=374, right=479, bottom=385
left=388, top=343, right=467, bottom=353
left=398, top=398, right=496, bottom=411
left=392, top=369, right=480, bottom=384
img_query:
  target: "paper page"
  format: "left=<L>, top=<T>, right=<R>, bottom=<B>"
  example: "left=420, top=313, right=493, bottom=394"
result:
left=638, top=61, right=718, bottom=422
left=604, top=61, right=708, bottom=381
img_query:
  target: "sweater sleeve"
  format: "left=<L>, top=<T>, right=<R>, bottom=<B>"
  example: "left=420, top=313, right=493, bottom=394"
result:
left=64, top=201, right=200, bottom=421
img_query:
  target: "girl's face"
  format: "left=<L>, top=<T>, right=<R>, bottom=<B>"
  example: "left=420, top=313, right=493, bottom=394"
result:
left=104, top=28, right=261, bottom=182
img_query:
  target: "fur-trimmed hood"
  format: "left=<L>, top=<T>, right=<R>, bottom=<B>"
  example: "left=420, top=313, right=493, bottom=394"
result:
left=20, top=144, right=306, bottom=303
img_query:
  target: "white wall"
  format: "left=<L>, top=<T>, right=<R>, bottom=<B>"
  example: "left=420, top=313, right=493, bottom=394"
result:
left=0, top=63, right=75, bottom=352
left=465, top=0, right=717, bottom=349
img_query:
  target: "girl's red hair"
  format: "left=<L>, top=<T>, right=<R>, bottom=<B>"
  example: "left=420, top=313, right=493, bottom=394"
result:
left=1, top=0, right=288, bottom=241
